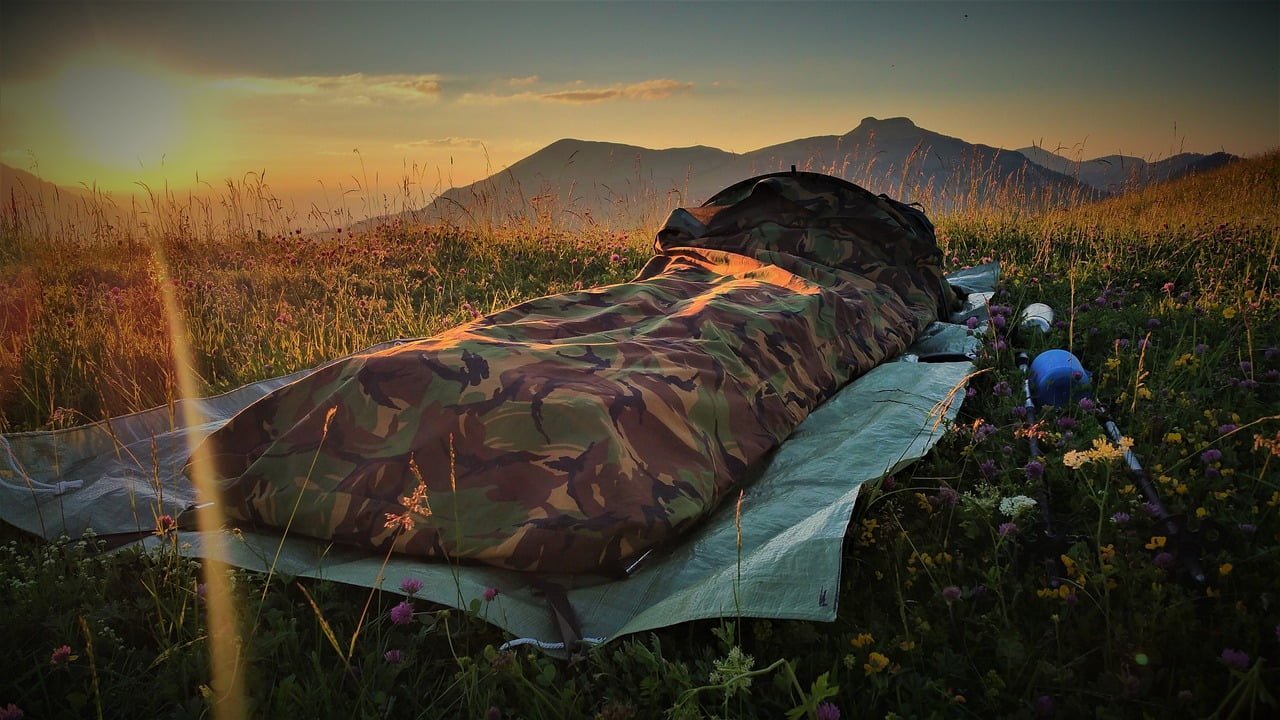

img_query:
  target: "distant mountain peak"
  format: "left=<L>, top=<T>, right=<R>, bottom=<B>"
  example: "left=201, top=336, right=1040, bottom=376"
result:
left=856, top=116, right=918, bottom=130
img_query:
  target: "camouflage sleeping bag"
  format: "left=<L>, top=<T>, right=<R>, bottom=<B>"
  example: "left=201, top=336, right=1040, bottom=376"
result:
left=195, top=172, right=959, bottom=575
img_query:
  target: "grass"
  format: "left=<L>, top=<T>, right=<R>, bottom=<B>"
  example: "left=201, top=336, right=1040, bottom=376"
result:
left=1, top=151, right=1278, bottom=719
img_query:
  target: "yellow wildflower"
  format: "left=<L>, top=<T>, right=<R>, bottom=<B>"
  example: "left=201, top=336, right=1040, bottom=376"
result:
left=1222, top=306, right=1237, bottom=319
left=1219, top=563, right=1233, bottom=577
left=1164, top=432, right=1183, bottom=444
left=864, top=652, right=890, bottom=675
left=898, top=640, right=916, bottom=651
left=851, top=633, right=874, bottom=648
left=1145, top=536, right=1167, bottom=550
left=1195, top=507, right=1209, bottom=519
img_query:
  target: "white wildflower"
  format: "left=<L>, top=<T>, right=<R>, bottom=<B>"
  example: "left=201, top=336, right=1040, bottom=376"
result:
left=999, top=495, right=1038, bottom=519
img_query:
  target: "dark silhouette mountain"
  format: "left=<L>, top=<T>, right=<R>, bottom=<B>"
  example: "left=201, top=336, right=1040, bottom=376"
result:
left=418, top=117, right=1097, bottom=228
left=1016, top=146, right=1238, bottom=192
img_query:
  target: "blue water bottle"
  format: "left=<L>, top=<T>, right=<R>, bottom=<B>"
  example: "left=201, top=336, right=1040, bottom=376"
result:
left=1028, top=349, right=1092, bottom=407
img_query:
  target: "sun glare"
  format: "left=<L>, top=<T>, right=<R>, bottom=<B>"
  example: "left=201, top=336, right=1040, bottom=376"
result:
left=53, top=50, right=191, bottom=172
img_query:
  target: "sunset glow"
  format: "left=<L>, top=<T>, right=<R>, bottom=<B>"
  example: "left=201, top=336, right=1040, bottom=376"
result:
left=1, top=1, right=1276, bottom=219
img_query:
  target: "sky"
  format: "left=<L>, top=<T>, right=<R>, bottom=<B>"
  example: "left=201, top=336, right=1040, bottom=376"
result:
left=1, top=0, right=1276, bottom=218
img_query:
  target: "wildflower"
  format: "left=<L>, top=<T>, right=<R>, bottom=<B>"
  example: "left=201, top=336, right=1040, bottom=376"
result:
left=1153, top=552, right=1175, bottom=569
left=992, top=314, right=1007, bottom=329
left=483, top=586, right=500, bottom=602
left=942, top=585, right=962, bottom=603
left=1220, top=648, right=1250, bottom=670
left=1141, top=501, right=1162, bottom=517
left=154, top=514, right=176, bottom=536
left=1024, top=460, right=1045, bottom=480
left=1145, top=318, right=1161, bottom=329
left=1011, top=405, right=1028, bottom=419
left=1201, top=448, right=1223, bottom=463
left=992, top=380, right=1012, bottom=397
left=851, top=633, right=874, bottom=648
left=935, top=486, right=959, bottom=508
left=1219, top=563, right=1233, bottom=576
left=609, top=253, right=621, bottom=263
left=1034, top=694, right=1055, bottom=717
left=1239, top=361, right=1252, bottom=374
left=1194, top=343, right=1209, bottom=355
left=863, top=651, right=890, bottom=675
left=399, top=577, right=423, bottom=595
left=1239, top=523, right=1257, bottom=534
left=384, top=649, right=405, bottom=664
left=998, top=521, right=1018, bottom=538
left=0, top=704, right=23, bottom=720
left=1056, top=416, right=1078, bottom=431
left=1111, top=511, right=1130, bottom=525
left=979, top=459, right=998, bottom=480
left=50, top=644, right=74, bottom=666
left=816, top=702, right=841, bottom=720
left=1164, top=432, right=1183, bottom=444
left=485, top=707, right=502, bottom=720
left=389, top=600, right=414, bottom=625
left=1145, top=536, right=1167, bottom=550
left=1077, top=397, right=1097, bottom=412
left=1161, top=282, right=1175, bottom=294
left=965, top=316, right=979, bottom=330
left=1222, top=307, right=1237, bottom=319
left=1000, top=495, right=1038, bottom=518
left=1264, top=346, right=1279, bottom=361
left=973, top=423, right=997, bottom=442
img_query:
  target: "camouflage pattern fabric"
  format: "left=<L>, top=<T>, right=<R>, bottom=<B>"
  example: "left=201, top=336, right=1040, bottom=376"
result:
left=195, top=173, right=959, bottom=575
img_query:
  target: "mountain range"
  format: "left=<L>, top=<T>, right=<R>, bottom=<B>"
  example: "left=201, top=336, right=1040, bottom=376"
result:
left=2, top=117, right=1239, bottom=233
left=417, top=117, right=1237, bottom=228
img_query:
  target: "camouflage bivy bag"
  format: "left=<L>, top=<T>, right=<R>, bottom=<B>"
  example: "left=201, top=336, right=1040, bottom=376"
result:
left=195, top=172, right=960, bottom=575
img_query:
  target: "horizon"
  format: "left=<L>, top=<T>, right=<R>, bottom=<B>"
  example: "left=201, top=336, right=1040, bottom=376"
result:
left=1, top=1, right=1276, bottom=215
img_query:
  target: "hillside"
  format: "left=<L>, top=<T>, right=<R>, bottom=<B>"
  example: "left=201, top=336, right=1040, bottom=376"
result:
left=1017, top=145, right=1238, bottom=192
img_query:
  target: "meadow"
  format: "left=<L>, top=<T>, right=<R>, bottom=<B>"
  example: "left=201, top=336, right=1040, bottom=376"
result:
left=1, top=152, right=1277, bottom=719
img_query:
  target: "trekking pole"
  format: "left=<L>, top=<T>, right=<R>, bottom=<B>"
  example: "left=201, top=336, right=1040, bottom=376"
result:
left=1014, top=304, right=1067, bottom=583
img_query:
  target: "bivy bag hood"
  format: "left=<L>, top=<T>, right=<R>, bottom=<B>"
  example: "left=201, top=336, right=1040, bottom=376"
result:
left=192, top=171, right=961, bottom=575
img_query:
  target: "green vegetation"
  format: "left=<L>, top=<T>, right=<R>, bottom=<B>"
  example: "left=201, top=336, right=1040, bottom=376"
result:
left=2, top=153, right=1278, bottom=718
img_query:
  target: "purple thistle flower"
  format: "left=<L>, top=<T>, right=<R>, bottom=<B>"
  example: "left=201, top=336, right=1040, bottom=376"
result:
left=389, top=600, right=414, bottom=625
left=1145, top=318, right=1161, bottom=329
left=1239, top=523, right=1257, bottom=534
left=1265, top=369, right=1280, bottom=381
left=1218, top=424, right=1238, bottom=434
left=0, top=703, right=23, bottom=720
left=1239, top=361, right=1252, bottom=374
left=816, top=702, right=841, bottom=720
left=1220, top=648, right=1250, bottom=670
left=1200, top=448, right=1223, bottom=464
left=1024, top=460, right=1045, bottom=480
left=399, top=577, right=423, bottom=595
left=1116, top=338, right=1130, bottom=351
left=994, top=338, right=1007, bottom=351
left=1194, top=343, right=1209, bottom=355
left=1012, top=405, right=1028, bottom=419
left=998, top=522, right=1018, bottom=538
left=979, top=459, right=998, bottom=480
left=1265, top=346, right=1279, bottom=361
left=1153, top=552, right=1175, bottom=569
left=384, top=649, right=405, bottom=664
left=483, top=587, right=500, bottom=602
left=1111, top=511, right=1131, bottom=526
left=965, top=316, right=979, bottom=330
left=941, top=585, right=963, bottom=602
left=1034, top=694, right=1055, bottom=717
left=485, top=707, right=502, bottom=720
left=936, top=486, right=959, bottom=508
left=1078, top=397, right=1097, bottom=412
left=1056, top=417, right=1078, bottom=431
left=992, top=314, right=1007, bottom=329
left=1205, top=467, right=1220, bottom=479
left=966, top=386, right=978, bottom=398
left=993, top=380, right=1013, bottom=397
left=974, top=423, right=997, bottom=442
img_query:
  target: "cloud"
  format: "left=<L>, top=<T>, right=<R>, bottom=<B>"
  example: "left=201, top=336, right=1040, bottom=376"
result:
left=214, top=72, right=442, bottom=104
left=460, top=78, right=693, bottom=105
left=397, top=137, right=488, bottom=150
left=506, top=75, right=540, bottom=86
